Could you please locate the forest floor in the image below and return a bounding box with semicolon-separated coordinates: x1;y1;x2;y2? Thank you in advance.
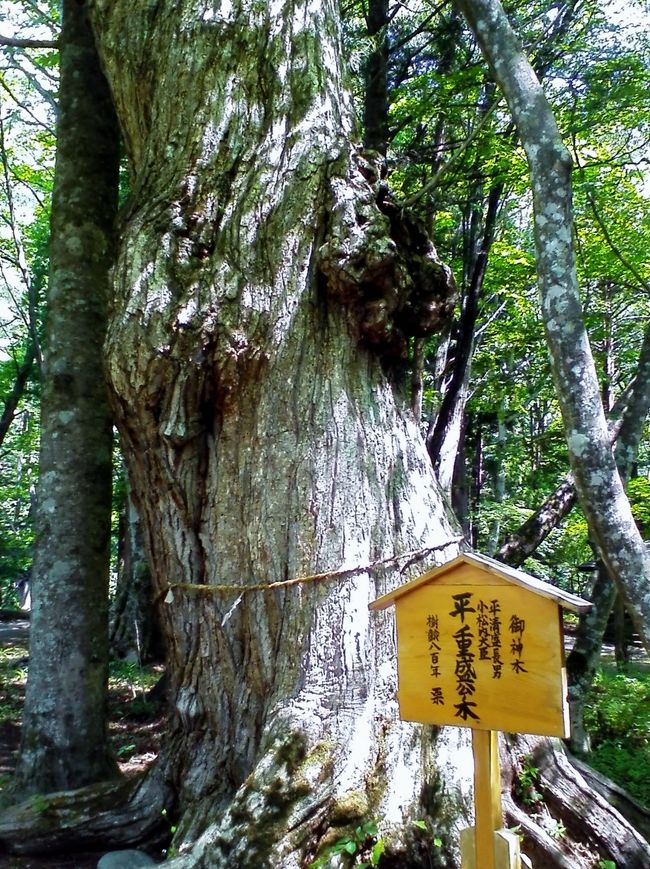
0;618;166;868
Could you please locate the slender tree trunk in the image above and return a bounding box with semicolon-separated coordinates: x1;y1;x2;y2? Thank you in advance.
363;0;390;154
110;483;162;663
503;315;650;749
451;407;471;537
612;593;631;666
426;181;502;498
565;320;650;746
566;562;617;753
495;351;647;567
13;0;120;794
485;412;507;556
88;2;463;864
456;0;650;651
0;341;36;447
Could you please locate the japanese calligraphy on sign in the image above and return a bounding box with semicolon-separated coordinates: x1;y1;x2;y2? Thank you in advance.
369;553;592;738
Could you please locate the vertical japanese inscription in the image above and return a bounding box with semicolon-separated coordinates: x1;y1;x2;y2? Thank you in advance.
417;588;548;728
489;599;503;679
402;581;569;735
450;592;479;721
510;615;527;673
427;614;445;705
427;614;441;677
477;600;490;661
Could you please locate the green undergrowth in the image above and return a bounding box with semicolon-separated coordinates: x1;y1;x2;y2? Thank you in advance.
109;659;160;709
0;649;162;727
584;665;650;808
0;642;164;775
0;644;28;725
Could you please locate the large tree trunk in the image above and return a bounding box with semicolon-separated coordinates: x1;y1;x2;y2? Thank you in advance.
13;0;119;795
88;1;464;865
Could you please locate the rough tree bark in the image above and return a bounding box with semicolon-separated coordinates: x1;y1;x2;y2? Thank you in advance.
12;0;120;794
85;2;468;866
454;0;650;651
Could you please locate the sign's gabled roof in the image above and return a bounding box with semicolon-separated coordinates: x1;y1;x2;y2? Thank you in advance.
369;551;592;614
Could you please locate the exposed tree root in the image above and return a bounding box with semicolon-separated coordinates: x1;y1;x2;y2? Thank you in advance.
502;734;650;869
0;769;173;856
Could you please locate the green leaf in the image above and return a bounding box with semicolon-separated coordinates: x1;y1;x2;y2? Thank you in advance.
371;838;385;865
362;821;378;837
413;819;428;831
330;839;352;855
433;837;443;848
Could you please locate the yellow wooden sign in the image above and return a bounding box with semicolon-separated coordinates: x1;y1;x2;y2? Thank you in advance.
370;552;591;738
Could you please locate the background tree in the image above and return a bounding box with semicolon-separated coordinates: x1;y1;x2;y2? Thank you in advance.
453;0;650;652
110;460;162;664
0;0;57;606
13;0;120;793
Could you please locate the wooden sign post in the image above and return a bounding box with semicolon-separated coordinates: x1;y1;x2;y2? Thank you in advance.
369;552;591;869
472;729;501;869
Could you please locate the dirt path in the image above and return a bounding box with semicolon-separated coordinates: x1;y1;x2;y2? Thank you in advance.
0;621;29;645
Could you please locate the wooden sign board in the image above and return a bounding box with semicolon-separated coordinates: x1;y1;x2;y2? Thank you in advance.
370;552;591;738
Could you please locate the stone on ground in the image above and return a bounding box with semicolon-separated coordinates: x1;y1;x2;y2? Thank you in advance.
97;850;156;868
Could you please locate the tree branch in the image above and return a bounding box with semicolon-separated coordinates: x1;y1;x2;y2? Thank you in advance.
0;115;43;370
0;35;58;50
497;321;650;567
0;341;36;447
